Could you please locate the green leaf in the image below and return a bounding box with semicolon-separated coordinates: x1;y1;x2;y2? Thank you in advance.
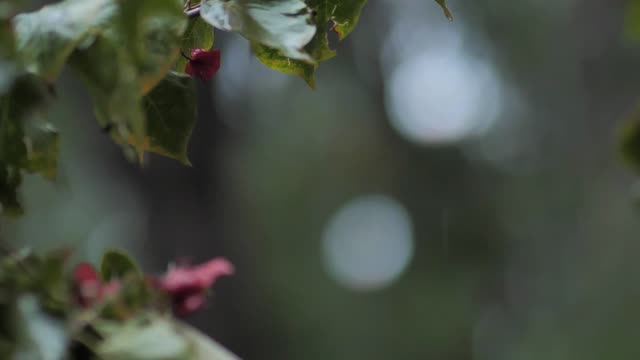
318;0;369;40
177;321;240;360
115;0;187;94
252;42;316;88
96;316;240;360
69;0;188;162
176;17;215;74
0;1;28;20
141;72;196;164
12;0;117;81
0;165;21;215
0;249;70;312
100;249;141;281
254;0;453;86
35;249;71;313
0;20;19;95
621;109;640;173
70;34;147;160
252;0;367;86
0;73;58;215
200;0;316;61
97;315;191;360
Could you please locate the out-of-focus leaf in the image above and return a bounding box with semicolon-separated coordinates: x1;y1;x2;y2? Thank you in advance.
140;72;196;164
12;295;68;360
0;166;21;215
0;73;58;215
177;321;240;360
200;0;316;61
70;0;187;162
0;1;28;20
115;0;187;94
100;249;141;281
69;35;144;159
0;19;19;95
621;110;640;173
12;0;116;81
97;315;191;360
36;249;71;313
0;249;70;312
176;17;215;74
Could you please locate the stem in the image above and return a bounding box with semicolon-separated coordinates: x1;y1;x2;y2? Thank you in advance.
180;50;192;61
185;5;200;18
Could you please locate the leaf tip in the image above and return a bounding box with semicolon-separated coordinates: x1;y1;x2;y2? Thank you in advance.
435;0;454;21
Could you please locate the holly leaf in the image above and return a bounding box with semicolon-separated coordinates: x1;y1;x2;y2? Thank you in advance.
0;73;58;215
200;0;316;61
100;249;141;281
176;17;215;74
12;0;117;81
141;72;197;164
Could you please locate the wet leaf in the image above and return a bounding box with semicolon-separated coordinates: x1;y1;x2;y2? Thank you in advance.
12;0;116;81
200;0;316;61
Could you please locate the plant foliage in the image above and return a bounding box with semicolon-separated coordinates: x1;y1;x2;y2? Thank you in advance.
0;0;451;214
0;247;237;360
0;1;453;357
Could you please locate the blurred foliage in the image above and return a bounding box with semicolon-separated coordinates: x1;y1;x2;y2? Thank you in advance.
2;0;442;214
7;0;640;359
0;73;58;215
0;247;237;359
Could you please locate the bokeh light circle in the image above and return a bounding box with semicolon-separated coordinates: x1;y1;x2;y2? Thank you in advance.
385;51;503;145
322;195;414;291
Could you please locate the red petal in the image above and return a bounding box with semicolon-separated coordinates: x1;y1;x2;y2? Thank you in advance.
99;281;122;299
185;48;221;82
73;262;99;285
177;294;206;315
160;257;234;294
73;263;102;307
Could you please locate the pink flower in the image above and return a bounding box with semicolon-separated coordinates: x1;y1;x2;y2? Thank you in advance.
156;257;234;315
185;48;221;82
72;263;121;308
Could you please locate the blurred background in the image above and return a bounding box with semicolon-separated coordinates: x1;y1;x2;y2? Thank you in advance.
4;0;640;359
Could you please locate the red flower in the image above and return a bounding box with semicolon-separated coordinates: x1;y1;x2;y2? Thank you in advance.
72;263;121;308
185;48;221;82
156;257;234;315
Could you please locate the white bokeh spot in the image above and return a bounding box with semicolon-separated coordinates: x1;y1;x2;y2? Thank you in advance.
322;195;414;291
